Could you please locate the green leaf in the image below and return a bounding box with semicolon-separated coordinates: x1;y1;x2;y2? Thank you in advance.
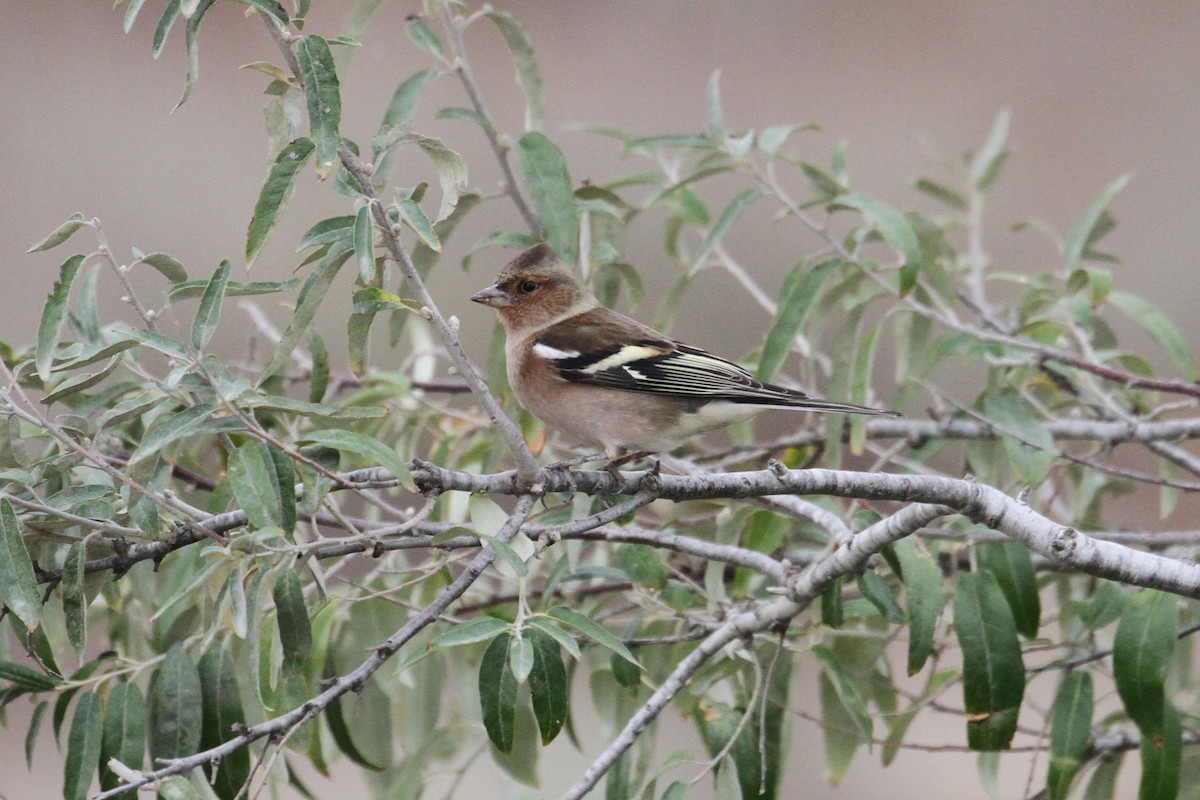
616;543;669;590
526;628;567;745
0;499;42;630
983;389;1057;485
526;617;581;660
0;660;61;692
704;69;725;144
296;35;342;179
977;541;1040;638
969;108;1011;190
151;0;182;57
151;644;203;763
479;633;518;753
394;196;440;251
485;10;544;132
246;137;315;267
230;440;295;534
374;69;436;181
857;569;906;624
353;204;375;282
1079;582;1127;630
300;428;412;490
27;213;88;253
63;691;103;800
404;15;445;60
547;605;638;666
894;540;942;675
515;132;578;264
191;259;231;350
25;701;47;768
1138;699;1181;800
274;567;312;678
298;215;355;249
1046;672;1093;800
62;542;87;660
429;617;511;654
813;645;873;741
689;187;759;275
914;178;968;211
833;194;923;276
36;254;85;382
99;682;145;796
198;648;250;800
1064;173;1131;269
1114;589;1178;739
953;572;1025;750
1107;289;1198;381
174;0;217;110
819;671;859;784
757;258;840;382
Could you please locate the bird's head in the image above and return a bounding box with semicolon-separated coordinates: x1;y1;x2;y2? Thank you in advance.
471;243;597;336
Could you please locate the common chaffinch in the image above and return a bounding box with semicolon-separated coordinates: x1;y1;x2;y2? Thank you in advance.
471;243;898;458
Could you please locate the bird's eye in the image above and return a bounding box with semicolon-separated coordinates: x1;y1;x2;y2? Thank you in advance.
519;279;539;294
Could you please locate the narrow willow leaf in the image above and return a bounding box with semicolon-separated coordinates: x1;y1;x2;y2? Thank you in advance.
374;70;436;182
894;540;942;675
526;628;567;744
99;682;145;796
757;258;839;382
857;569;906;624
25;700;48;767
969;108;1011;190
123;0;149;33
198;648;250;800
978;541;1041;638
62;542;87;660
509;636;534;684
429;618;511;654
547;605;637;666
404;15;445;59
616;543;669;590
983;389;1057;485
246;137;315;267
63;691;103;800
307;327;329;404
191;259;231;350
258;238;352;380
296;35;341;179
353;204;374;282
174;0;216;110
36;254;85;382
274;567;312;678
1064;173;1131;269
480;633;518;753
394;196;440;251
1114;589;1178;739
0;499;42;630
954;572;1025;750
152;0;183;58
813;645;873;742
833;194;923;274
1046;672;1093;800
411;135;468;223
848;319;882;453
151;644;202;763
300;428;412;489
230;439;289;532
27;213;88;253
819;671;859;784
515;131;577;263
914;178;968;211
1107;290;1198;381
41;355;123;405
526;617;581;660
705;69;725;143
1079;582;1127;630
168;277;299;301
1138;699;1181;800
0;660;60;692
689;187;759;275
485;10;544;131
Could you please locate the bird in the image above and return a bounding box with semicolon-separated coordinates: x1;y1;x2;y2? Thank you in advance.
471;243;899;461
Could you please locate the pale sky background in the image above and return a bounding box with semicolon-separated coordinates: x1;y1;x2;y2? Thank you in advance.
3;1;1199;798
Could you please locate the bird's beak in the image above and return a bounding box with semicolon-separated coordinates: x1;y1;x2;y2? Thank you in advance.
471;283;513;308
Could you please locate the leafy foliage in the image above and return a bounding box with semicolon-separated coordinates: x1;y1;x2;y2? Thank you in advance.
4;2;1200;799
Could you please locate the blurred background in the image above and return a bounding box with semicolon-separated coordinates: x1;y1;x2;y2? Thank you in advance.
3;1;1199;797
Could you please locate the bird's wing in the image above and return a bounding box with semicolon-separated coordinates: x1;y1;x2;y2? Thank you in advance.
532;308;841;408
